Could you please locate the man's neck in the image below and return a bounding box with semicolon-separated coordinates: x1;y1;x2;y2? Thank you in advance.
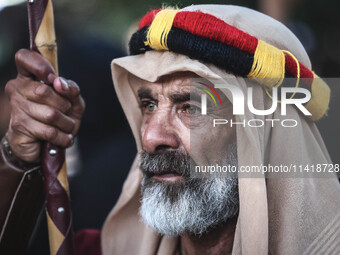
180;217;237;255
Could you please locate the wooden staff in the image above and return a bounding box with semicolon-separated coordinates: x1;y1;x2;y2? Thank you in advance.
26;0;75;254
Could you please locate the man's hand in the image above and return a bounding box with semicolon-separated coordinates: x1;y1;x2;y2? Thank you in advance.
5;49;85;163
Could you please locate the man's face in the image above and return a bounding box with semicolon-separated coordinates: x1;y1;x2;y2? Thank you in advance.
134;72;239;236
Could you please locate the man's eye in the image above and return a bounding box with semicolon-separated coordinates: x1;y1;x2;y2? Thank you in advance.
141;101;158;112
184;104;200;115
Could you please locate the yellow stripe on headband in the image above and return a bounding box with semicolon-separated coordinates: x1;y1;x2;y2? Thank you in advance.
145;8;179;50
305;74;330;121
248;40;285;88
265;50;301;101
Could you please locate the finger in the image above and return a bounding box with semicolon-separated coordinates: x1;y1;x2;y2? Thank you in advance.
53;77;80;101
53;77;85;117
20;101;76;134
15;49;56;83
11;115;74;148
17;81;72;114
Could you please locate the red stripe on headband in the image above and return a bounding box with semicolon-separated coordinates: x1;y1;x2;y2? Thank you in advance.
139;9;162;29
285;54;314;86
173;11;258;54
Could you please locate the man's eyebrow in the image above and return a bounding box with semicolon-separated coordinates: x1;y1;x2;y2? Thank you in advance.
137;88;155;100
170;92;191;103
137;89;203;103
169;92;203;103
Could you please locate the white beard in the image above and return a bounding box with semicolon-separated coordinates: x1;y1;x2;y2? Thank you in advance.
139;146;239;236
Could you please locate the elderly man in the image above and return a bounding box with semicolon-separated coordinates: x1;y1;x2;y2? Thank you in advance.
1;4;340;255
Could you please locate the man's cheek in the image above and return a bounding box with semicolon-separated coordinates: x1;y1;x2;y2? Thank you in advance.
174;119;190;154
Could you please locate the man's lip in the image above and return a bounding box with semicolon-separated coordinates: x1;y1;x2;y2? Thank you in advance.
152;173;185;182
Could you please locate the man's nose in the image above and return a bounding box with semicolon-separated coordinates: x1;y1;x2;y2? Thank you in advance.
142;113;180;153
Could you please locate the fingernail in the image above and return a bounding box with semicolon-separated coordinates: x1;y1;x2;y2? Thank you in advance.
47;73;56;84
60;77;70;91
68;134;74;145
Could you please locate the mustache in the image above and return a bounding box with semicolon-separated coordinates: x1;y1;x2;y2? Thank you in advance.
139;150;192;177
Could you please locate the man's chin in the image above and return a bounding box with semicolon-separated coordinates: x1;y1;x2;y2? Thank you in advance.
140;176;239;237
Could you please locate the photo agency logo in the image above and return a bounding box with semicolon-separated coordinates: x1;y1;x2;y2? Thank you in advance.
194;78;312;128
197;82;223;114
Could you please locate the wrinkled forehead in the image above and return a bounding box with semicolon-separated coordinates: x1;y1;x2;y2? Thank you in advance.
129;71;203;98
